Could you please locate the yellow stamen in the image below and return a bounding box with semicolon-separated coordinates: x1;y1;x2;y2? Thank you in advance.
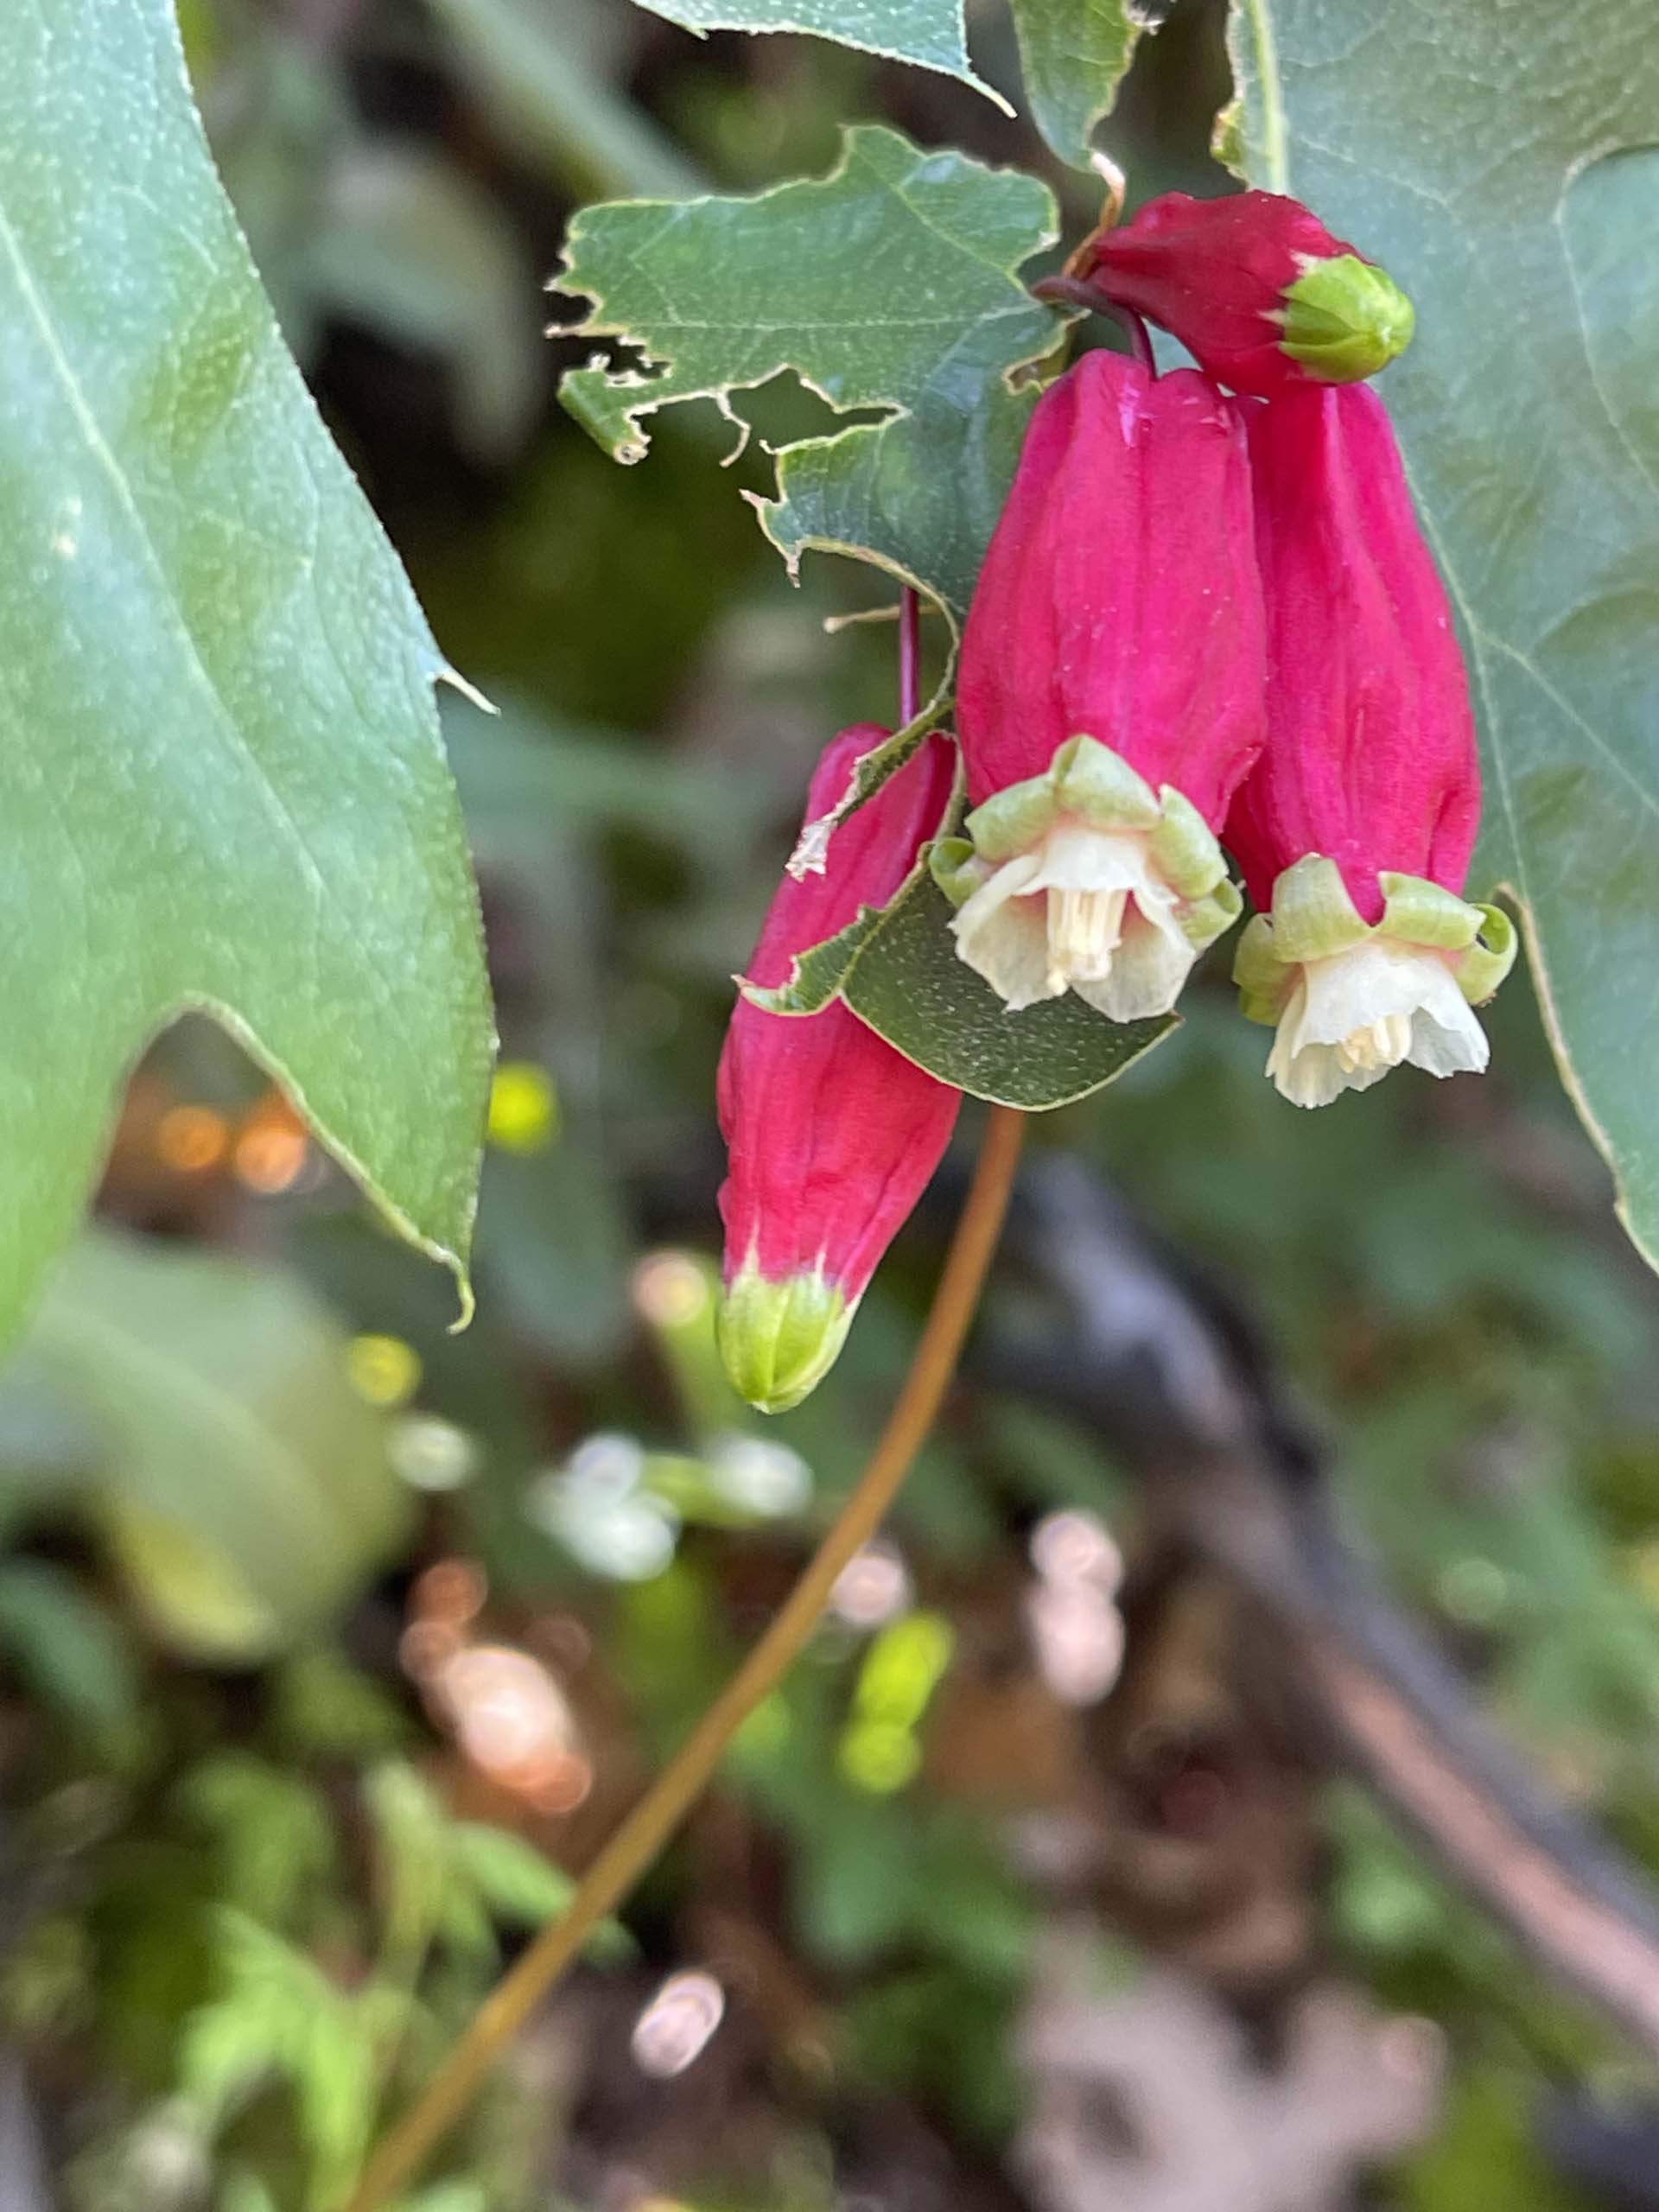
1334;1010;1413;1075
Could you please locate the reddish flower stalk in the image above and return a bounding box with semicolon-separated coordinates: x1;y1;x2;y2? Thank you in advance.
938;349;1266;1022
1076;190;1414;399
718;726;960;1411
1228;382;1515;1106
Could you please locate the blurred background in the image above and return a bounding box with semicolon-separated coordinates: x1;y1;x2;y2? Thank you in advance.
7;2;1659;2206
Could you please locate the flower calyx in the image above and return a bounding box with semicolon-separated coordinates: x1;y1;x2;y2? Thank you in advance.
936;734;1241;1023
1235;855;1517;1108
1279;253;1415;384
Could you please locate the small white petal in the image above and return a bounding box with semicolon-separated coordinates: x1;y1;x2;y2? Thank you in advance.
1071;898;1195;1021
1027;820;1148;894
954;852;1058;1011
1267;939;1491;1107
957;819;1205;1018
1408;995;1489;1078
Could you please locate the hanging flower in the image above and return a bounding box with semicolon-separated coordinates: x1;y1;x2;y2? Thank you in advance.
1076;189;1414;398
718;727;961;1413
938;350;1264;1022
1227;382;1516;1107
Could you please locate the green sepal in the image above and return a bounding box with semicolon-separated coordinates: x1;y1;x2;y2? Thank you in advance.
963;732;1160;862
1052;734;1161;833
718;1265;852;1415
1269;855;1374;963
1236;865;1516;1025
1150;785;1228;899
1232;912;1294;1026
929;836;985;909
1457;902;1518;1005
964;773;1059;864
1280;254;1415;382
1377;870;1483;950
1179;875;1243;949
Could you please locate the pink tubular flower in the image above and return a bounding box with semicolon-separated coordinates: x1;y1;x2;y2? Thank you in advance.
1077;190;1414;399
1228;382;1516;1108
938;350;1264;1022
717;726;961;1413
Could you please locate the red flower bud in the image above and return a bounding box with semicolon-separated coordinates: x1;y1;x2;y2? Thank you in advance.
718;726;960;1411
941;351;1263;1022
1077;190;1414;399
1228;383;1516;1107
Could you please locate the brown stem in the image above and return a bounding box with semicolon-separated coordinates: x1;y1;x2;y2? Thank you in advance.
1031;275;1155;372
343;1105;1027;2212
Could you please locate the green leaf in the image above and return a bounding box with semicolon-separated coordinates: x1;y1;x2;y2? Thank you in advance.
364;1760;454;1963
451;1815;632;1956
745;897;891;1016
0;0;493;1347
219;2175;283;2212
449;1822;578;1926
13;1229;410;1662
1007;0;1145;170
557;124;1067;833
1224;1;1659;1270
177;1753;336;1928
187;1912;380;2203
843;874;1173;1108
625;0;1008;106
551;129;1176;1097
0;1557;137;1733
557;122;1065;604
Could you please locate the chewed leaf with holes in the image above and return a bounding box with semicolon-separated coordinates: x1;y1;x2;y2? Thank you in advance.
556;126;1068;811
627;0;1007;105
1226;0;1659;1270
0;0;494;1346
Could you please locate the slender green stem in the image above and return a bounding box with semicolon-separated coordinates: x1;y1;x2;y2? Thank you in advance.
343;1105;1027;2212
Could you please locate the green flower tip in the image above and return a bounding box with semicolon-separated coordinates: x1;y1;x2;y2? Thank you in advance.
1281;254;1415;382
718;1266;851;1415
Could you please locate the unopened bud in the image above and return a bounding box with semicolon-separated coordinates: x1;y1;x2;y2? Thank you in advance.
1281;253;1414;383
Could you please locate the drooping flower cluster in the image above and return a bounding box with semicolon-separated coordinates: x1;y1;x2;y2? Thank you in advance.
940;187;1511;1108
713;187;1514;1410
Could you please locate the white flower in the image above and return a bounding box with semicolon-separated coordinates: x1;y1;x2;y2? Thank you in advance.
1265;938;1489;1107
941;737;1240;1025
953;822;1198;1022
